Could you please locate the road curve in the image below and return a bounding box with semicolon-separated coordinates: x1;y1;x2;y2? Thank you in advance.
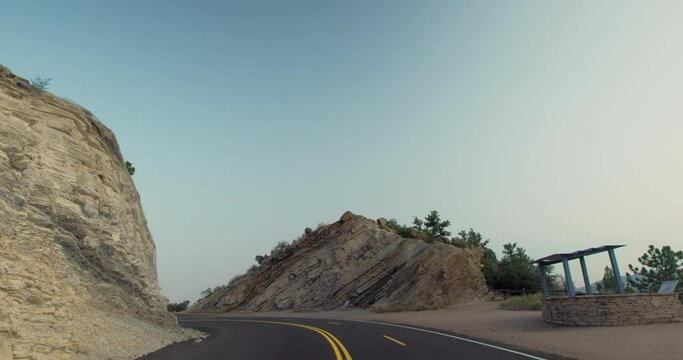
139;314;550;360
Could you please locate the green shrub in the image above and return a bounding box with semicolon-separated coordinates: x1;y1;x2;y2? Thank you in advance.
421;210;451;237
499;293;542;311
167;300;190;312
395;226;416;238
125;161;135;175
388;211;453;240
255;255;267;265
493;243;544;292
387;218;419;239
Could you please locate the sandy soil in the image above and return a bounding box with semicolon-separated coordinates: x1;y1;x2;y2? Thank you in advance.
207;300;683;360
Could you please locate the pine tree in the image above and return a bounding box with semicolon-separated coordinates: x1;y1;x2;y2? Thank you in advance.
627;245;682;293
596;266;616;293
422;210;451;237
451;228;489;248
412;217;423;231
494;243;539;291
200;287;213;298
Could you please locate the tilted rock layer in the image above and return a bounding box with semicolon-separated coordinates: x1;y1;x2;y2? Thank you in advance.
0;64;195;359
192;211;489;313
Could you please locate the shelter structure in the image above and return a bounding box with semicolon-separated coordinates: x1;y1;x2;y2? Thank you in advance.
535;245;683;326
535;245;625;299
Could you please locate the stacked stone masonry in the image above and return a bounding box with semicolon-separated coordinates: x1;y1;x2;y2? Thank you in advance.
542;293;683;326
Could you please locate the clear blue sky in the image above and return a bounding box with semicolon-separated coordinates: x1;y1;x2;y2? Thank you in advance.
3;1;682;302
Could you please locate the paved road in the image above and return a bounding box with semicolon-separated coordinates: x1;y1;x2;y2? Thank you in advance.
139;315;549;360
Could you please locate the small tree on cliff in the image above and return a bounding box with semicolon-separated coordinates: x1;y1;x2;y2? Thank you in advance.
412;217;424;231
200;287;213;298
628;245;683;293
255;255;267;265
125;161;135;175
422;210;451;237
408;211;451;238
451;229;489;248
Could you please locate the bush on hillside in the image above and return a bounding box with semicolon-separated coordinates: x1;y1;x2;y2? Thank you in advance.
125;161;135;175
255;255;267;265
167;300;190;312
228;274;242;286
200;287;213;298
388;212;452;241
387;219;419;239
270;241;289;258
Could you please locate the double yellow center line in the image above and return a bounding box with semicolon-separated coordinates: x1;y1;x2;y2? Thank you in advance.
226;319;352;360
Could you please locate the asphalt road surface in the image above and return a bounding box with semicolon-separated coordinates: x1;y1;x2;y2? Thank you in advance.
139;315;549;360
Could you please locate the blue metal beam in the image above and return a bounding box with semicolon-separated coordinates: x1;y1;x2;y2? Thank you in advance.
562;258;575;297
538;265;550;299
579;256;592;295
608;248;625;294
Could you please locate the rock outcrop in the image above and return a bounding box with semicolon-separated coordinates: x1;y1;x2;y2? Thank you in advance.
0;64;196;359
191;211;489;313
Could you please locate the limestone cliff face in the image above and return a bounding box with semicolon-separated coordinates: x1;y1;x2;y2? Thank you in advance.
191;212;489;313
0;64;193;359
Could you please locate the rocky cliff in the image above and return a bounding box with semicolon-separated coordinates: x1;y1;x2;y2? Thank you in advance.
191;211;489;313
0;64;196;359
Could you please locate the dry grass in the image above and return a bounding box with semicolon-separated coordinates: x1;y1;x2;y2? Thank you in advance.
371;302;444;313
292;307;321;313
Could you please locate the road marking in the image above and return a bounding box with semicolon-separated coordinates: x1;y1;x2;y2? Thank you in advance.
181;318;352;360
382;334;406;346
328;321;342;325
316;327;352;360
335;319;546;360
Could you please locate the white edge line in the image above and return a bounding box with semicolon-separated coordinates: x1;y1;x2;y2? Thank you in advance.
179;317;546;360
331;319;547;360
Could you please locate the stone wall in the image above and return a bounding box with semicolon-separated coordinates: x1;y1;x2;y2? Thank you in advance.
542;293;683;326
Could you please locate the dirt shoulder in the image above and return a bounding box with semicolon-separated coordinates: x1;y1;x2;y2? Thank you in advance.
199;300;683;360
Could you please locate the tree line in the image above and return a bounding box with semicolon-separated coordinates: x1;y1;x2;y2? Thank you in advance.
389;210;683;298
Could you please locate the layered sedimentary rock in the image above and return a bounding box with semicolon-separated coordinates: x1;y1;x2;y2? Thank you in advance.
192;211;489;313
0;64;195;359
